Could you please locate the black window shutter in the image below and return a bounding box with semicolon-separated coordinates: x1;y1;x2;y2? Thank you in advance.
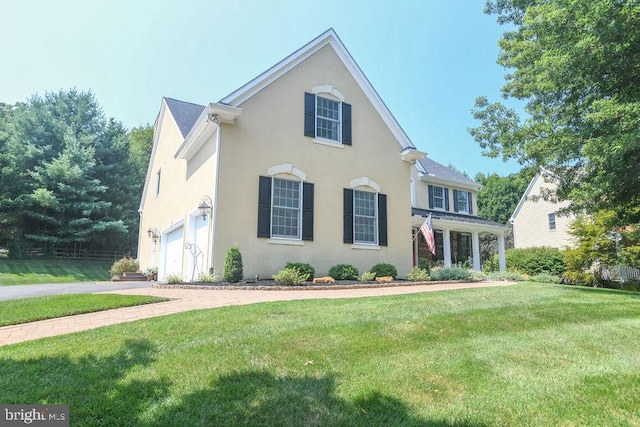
302;182;314;241
304;93;316;137
453;189;459;212
444;188;450;211
257;176;272;238
468;192;473;214
342;102;352;145
343;189;354;244
378;193;388;246
428;185;434;209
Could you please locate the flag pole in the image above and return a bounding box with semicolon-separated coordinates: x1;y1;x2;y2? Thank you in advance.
413;216;428;242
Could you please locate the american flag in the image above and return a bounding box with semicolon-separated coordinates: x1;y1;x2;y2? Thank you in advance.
420;214;436;255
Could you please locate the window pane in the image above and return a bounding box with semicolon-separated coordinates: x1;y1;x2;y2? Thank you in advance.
457;191;468;213
354;190;377;244
316;96;340;141
272;178;301;238
433;186;444;209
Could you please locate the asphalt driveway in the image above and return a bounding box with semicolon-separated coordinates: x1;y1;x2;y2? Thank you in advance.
0;281;153;301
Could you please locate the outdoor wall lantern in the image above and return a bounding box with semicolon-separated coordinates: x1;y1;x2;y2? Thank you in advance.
198;196;213;220
147;228;160;244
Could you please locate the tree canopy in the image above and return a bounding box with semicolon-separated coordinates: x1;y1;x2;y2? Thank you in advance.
475;170;532;224
470;0;640;225
0;90;153;257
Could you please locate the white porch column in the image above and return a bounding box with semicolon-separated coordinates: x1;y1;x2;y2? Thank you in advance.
497;233;507;272
413;228;419;266
443;229;452;267
472;232;481;271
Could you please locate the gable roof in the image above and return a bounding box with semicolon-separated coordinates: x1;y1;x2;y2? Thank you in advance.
417;157;479;188
163;97;205;138
158;29;418;152
509;167;566;223
220;28;416;151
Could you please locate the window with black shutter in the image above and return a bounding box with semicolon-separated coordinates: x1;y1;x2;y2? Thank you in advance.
257;176;313;241
304;92;352;145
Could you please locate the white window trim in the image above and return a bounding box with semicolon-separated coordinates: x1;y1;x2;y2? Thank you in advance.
155;169;161;198
268;239;304;246
312;138;345;148
270;177;302;240
351;244;381;251
312;85;345;101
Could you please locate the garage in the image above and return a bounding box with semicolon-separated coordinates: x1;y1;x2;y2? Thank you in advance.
163;226;184;279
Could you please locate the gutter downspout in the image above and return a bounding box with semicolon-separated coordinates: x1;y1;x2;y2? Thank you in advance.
209;114;222;274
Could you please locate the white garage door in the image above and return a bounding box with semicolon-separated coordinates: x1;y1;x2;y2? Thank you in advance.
164;226;184;279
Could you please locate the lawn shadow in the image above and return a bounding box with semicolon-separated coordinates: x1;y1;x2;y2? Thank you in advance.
0;339;170;425
149;370;486;426
555;283;640;299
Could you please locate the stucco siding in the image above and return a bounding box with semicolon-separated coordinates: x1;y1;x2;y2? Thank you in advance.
138;104;217;279
213;44;413;278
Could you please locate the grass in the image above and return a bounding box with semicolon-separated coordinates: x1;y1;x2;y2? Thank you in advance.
0;294;169;327
1;283;639;426
0;259;112;285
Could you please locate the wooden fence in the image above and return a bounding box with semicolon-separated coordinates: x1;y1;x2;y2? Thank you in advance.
25;247;136;262
596;265;640;283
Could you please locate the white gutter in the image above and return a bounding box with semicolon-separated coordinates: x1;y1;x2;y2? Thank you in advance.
209;115;222;275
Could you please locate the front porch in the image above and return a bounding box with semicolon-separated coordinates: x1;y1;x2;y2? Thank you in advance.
412;208;507;271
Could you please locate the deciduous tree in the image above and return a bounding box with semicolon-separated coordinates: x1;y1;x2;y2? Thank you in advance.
470;0;640;225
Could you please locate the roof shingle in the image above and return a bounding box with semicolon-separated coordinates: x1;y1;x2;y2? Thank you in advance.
418;157;477;185
163;97;205;138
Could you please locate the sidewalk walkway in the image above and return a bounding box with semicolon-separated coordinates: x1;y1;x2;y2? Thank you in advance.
0;281;516;347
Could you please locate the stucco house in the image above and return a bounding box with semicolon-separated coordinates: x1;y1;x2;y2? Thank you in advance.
138;29;506;281
509;169;575;249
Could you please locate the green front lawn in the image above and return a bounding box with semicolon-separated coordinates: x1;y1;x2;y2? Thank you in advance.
0;294;169;327
1;283;639;425
0;259;112;285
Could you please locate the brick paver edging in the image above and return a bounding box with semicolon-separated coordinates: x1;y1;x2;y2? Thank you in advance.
152;280;489;291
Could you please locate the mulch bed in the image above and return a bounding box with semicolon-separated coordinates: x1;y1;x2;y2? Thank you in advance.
152;279;470;291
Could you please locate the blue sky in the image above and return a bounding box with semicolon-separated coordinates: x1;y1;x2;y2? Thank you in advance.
1;0;521;177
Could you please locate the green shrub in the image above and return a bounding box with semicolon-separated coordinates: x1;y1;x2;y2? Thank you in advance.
272;267;307;286
562;271;597;287
222;245;243;283
109;257;139;277
471;270;488;281
418;258;431;273
360;271;377;281
370;263;398;279
166;274;182;284
406;267;430;281
487;271;525;281
483;255;500;273
285;262;315;281
430;267;472;281
328;264;359;280
198;273;217;283
529;273;561;284
506;247;566;276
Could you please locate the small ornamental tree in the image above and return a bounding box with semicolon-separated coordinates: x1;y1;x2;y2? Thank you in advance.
222;245;243;283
